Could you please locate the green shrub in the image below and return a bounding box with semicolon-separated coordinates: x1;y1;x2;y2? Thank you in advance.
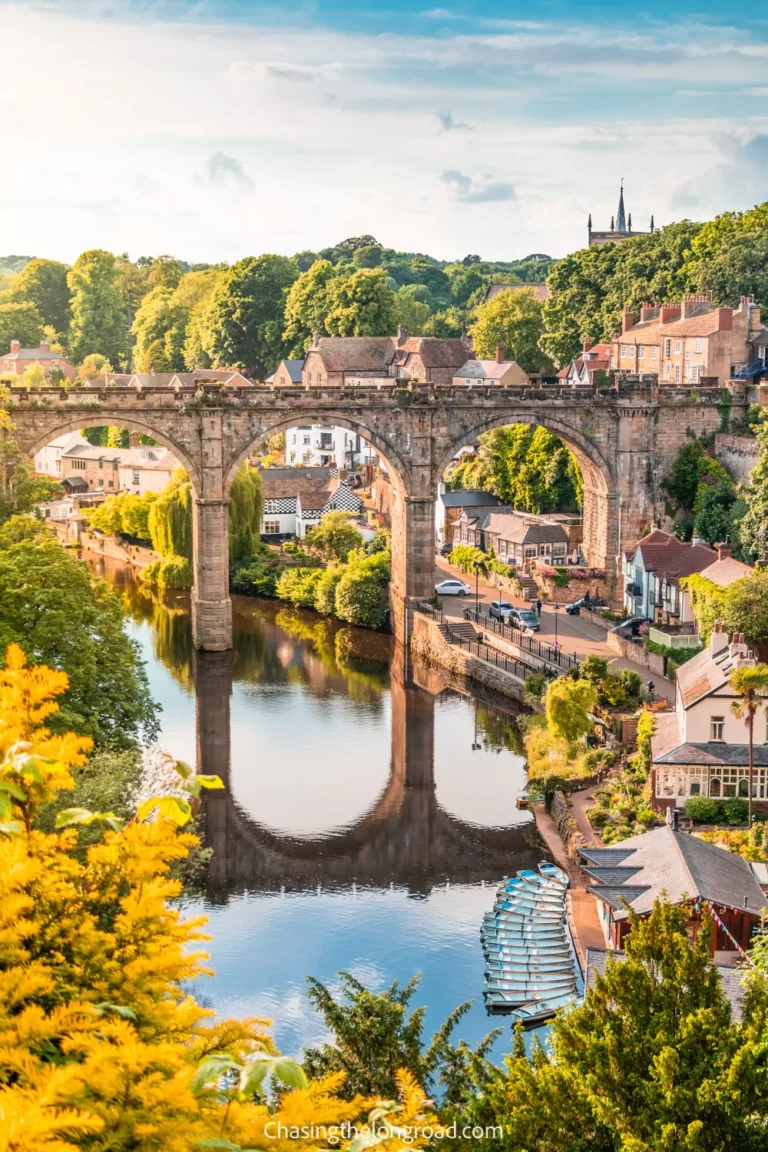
314;566;344;615
587;806;608;828
140;554;192;590
524;671;547;699
580;654;609;683
231;557;281;597
685;796;722;824
552;567;571;588
275;566;324;608
636;808;657;826
722;797;749;825
334;554;390;629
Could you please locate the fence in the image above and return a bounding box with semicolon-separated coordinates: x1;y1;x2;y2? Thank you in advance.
446;631;557;682
462;606;580;671
414;601;444;624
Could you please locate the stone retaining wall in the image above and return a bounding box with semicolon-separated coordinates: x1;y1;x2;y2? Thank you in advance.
715;432;760;484
548;790;581;857
410;613;534;706
606;630;666;676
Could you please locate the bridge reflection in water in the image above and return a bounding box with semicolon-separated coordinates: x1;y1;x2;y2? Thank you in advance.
192;613;538;899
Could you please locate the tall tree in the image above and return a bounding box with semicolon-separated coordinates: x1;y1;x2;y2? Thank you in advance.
324;267;396;337
730;662;768;826
282;258;336;355
687;201;768;306
738;418;768;561
392;284;432;335
0;300;43;353
204;254;298;377
67;249;130;368
470;288;550;372
131;285;188;373
9;258;71;335
449;424;582;513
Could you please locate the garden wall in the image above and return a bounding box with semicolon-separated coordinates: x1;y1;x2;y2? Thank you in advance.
606;630;666;676
410;613;536;707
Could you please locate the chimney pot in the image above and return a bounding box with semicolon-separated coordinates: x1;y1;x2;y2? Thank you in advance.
660;304;681;325
397;324;408;346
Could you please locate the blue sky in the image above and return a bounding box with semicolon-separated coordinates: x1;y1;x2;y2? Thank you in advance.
2;0;768;263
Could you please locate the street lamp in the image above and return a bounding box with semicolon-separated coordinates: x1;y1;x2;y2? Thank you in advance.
553;601;561;648
473;559;482;614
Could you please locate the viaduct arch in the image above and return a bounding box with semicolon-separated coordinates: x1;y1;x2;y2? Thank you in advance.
5;378;738;650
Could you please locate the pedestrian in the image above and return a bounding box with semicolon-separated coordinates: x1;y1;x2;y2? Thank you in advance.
536;598;542;619
646;679;656;702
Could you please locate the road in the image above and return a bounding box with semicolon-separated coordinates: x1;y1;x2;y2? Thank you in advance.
434;555;675;701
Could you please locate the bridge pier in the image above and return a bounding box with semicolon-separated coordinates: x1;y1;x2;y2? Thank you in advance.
191;497;232;651
390;492;436;643
194;649;233;892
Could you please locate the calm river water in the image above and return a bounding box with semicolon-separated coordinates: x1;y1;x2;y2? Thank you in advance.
92;557;542;1057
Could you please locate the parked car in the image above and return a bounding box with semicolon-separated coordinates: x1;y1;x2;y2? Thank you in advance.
489;600;514;621
437;542;453;557
435;579;471;596
565;595;607;616
510;608;541;632
608;616;652;637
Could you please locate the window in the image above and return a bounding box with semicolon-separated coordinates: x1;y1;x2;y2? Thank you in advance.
524;545;537;558
71;459;86;471
264;520;280;534
710;716;725;741
739;778;749;797
628;345;635;359
690;781;701;796
664;361;672;379
465;378;472;386
303;435;311;445
664;338;671;358
639;346;646;360
695;338;702;353
292;434;296;444
685;349;691;363
710;778;721;797
674;364;681;383
620;346;627;359
280;375;286;386
674;340;681;353
307;372;312;383
108;480;113;488
98;458;103;469
650;346;657;360
132;471;140;486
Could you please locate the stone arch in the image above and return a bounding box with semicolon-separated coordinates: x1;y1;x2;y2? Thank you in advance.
21;414;202;493
223;412;412;497
435;410;618;574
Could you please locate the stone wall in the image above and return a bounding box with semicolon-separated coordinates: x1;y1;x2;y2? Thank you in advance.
410;613;534;705
548;789;580;856
606;629;666;676
714;433;760;484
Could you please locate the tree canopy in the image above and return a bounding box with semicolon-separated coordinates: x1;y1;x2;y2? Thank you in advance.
448;424;583;513
470;287;550;372
204;254;299;376
67;249;130;367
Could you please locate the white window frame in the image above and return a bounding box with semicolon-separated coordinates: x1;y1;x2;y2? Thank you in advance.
674;340;681;354
639;346;646;360
695;338;702;353
650;346;658;360
710;716;725;742
263;520;281;534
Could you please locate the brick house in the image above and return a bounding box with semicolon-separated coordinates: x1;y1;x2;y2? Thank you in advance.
453;345;529;387
117;447;179;496
0;339;76;380
612;297;763;385
452;508;571;567
557;340;613;386
650;626;768;810
59;444;124;493
301;327;473;387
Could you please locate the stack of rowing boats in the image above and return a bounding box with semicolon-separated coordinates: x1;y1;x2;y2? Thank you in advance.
482;862;577;1027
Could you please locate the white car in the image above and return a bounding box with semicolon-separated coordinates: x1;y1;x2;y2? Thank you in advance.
435;579;471;596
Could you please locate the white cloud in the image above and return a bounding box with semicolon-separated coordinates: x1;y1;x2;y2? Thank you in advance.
0;3;766;263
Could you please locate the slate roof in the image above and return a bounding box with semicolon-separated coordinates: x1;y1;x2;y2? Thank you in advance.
274;359;304;383
119;447;178;472
580;866;644;885
310;337;393;373
297;490;331;513
697;556;753;588
395;338;470;369
581;825;766;919
654;743;768;768
674;639;751;709
259;467;335;500
62;475;88;492
440;490;502;509
454;359;521;380
585;949;746;1022
482;511;569;545
628;529;716;582
1;345;72;362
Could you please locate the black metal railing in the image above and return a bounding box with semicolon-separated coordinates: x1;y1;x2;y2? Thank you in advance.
445;627;558;682
414;601;444;624
462;606;579;671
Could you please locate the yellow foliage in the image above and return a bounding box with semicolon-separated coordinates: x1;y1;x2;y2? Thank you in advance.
0;644;438;1150
525;724;589;785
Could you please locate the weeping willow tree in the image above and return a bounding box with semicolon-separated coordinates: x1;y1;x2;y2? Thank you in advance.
142;463;263;590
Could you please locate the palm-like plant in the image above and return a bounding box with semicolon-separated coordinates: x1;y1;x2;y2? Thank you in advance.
729;662;768;826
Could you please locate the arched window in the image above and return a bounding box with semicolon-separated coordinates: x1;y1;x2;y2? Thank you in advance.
710;778;721;797
739;778;749;798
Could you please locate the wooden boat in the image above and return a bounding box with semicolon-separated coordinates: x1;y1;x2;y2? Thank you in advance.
538;862;568;886
516;794;529;810
484;978;576;996
486;991;575;1019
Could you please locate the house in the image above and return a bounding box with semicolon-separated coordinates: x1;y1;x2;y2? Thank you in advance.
612;296;763;385
286;425;374;468
267;359;304;387
622;530;716;620
678;544;754;631
0;339;76;381
57;443;125;493
452;508;571;567
294;483;363;539
301;328;473;387
128;370;253;389
557;341;613;386
259;466;336;537
452;347;529;388
483;283;549;304
580;824;765;959
117;446;179;495
34;431;90;477
587;183;654;248
650;625;768;809
434;486;502;547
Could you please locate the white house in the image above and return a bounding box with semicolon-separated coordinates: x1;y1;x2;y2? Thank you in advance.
622;529;716;620
650;625;768;810
117;447;179;495
286;425;374;468
34;431;90;477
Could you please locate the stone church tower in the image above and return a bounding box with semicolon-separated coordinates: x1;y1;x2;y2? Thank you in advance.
588;181;654;248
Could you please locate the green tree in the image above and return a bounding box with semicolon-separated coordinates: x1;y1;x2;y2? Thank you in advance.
334;549;390;629
228;462;264;566
77;352;113;382
304;511;363;563
449;424;582;513
693;480;737;546
275;566;323;608
9;258;71;335
281;259;336;355
314;565;344;614
422;306;465;338
67;249;130;367
393;285;432;335
738;418;768;560
0;300;44;353
722;568;768;652
303;972;471;1100
148;468;193;560
730;662;768;826
466;901;766;1152
19;362;46;389
204;254;298;377
470;287;549;372
131;285;188;372
687;201;768;306
352;244;383;268
325;268;396;337
544;675;597;741
0;524;157;746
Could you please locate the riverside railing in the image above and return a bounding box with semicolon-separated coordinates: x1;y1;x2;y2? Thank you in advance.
462;606;579;672
445;630;558;682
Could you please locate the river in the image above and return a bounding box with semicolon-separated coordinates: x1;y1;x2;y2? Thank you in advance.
91;556;542;1058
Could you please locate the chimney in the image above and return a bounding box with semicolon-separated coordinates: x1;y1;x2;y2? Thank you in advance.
396;324;408;347
129;430;139;448
716;307;733;332
39;340;50;352
716;541;732;561
495;343;505;363
582;339;592;353
660;304;681;325
729;631;748;661
311;331;321;350
640;303;659;323
691;534;706;547
681;295;711;320
621;308;634;334
710;619;729;656
9;339;20;353
672;808;679;831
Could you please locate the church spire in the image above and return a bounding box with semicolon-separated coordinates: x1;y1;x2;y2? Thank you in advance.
616;178;627;233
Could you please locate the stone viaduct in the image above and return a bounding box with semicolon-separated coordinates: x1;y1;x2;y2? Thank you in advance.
5;378;741;650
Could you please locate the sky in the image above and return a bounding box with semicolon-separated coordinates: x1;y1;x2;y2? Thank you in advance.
2;1;768;264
